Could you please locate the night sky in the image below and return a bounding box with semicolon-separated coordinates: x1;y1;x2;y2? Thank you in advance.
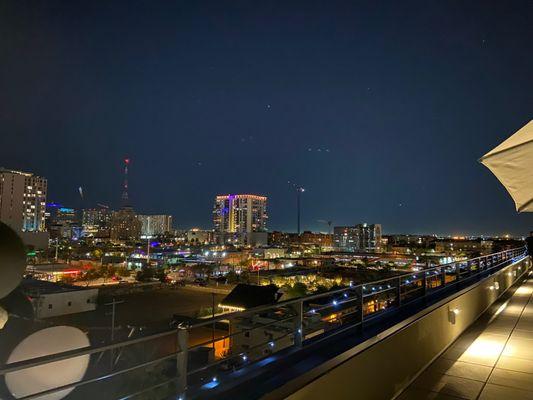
1;1;532;235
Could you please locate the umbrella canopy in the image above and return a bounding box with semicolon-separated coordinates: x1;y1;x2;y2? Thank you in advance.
480;120;533;212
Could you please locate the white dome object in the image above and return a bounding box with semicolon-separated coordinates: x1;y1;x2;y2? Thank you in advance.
0;223;26;299
5;326;90;400
0;305;7;329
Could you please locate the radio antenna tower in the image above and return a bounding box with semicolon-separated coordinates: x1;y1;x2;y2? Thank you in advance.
121;158;130;207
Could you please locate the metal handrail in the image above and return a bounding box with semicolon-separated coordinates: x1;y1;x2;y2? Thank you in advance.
1;246;525;375
16;350;183;400
189;247;524;328
0;329;179;375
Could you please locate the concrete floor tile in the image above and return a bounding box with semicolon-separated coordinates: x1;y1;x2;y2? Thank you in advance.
397;387;467;400
402;274;533;400
412;370;484;399
510;329;533;340
488;368;533;392
428;358;492;382
503;337;533;360
497;355;533;374
516;319;533;332
478;383;533;400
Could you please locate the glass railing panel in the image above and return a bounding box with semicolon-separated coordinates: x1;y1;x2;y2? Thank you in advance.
302;287;361;338
362;280;397;317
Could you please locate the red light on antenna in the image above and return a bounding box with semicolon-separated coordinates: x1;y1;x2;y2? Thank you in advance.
124;158;130;164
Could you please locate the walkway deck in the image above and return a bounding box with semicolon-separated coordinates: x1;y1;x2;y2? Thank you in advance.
399;272;533;400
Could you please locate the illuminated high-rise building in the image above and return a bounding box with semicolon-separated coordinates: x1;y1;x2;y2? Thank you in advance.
213;194;267;234
138;214;173;236
333;223;382;252
110;209;141;241
82;206;112;237
213;194;268;245
0;168;47;233
48;207;79;239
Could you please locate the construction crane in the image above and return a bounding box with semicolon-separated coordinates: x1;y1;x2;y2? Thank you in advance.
317;219;333;234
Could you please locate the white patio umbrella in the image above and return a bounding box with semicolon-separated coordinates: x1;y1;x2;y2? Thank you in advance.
480;120;533;212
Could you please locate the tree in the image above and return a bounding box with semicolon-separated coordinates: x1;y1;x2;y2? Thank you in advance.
117;267;131;278
99;264;117;283
383;262;394;272
285;282;308;299
136;266;167;282
226;271;239;284
190;264;211;279
239;271;250;284
80;268;100;287
314;285;328;294
136;266;154;282
155;269;167;283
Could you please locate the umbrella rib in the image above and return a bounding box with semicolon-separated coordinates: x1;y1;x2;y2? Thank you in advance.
518;198;533;213
479;137;533;161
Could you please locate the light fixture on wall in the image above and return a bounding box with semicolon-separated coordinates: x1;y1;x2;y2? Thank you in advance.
448;307;460;325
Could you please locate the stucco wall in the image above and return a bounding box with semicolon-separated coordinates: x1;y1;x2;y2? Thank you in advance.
33;288;98;318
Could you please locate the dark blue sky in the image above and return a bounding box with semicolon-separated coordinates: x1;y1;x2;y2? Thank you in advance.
1;1;532;235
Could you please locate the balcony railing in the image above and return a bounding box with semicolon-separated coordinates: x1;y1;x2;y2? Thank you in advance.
0;246;528;400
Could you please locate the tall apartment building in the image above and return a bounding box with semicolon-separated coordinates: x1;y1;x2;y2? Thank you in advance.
333;223;382;252
0;168;47;233
48;207;79;239
82;207;112;238
138;214;173;236
213;194;268;245
110;207;141;241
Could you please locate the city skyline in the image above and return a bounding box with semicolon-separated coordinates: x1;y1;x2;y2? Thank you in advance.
1;1;532;235
1;164;531;237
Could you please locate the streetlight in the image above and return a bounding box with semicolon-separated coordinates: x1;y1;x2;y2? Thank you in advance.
288;182;305;235
296;186;305;235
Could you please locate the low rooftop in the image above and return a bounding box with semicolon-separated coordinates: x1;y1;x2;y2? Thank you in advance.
19;278;93;295
220;283;280;310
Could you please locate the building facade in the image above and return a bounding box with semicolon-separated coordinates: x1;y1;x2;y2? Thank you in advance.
82;207;112;238
434;239;493;256
333;223;382;252
138;214;173;236
21;278;98;319
48;207;80;239
110;207;141;241
186;228;214;245
0;168;47;233
213;194;268;245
